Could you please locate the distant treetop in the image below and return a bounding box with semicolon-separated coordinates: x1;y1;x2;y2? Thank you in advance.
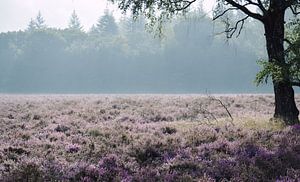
91;9;119;35
27;11;47;31
68;10;83;31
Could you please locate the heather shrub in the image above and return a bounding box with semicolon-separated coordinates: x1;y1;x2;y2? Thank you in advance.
65;162;99;181
169;160;202;177
277;169;300;181
161;126;177;135
130;142;163;165
197;138;236;161
88;129;102;137
198;174;215;182
233;130;300;181
132;168;162;182
184;126;218;146
41;160;66;181
98;154;127;181
209;158;237;181
3;147;30;161
65;144;81;153
2;159;43;182
1;95;300;181
234;143;277;181
55;124;70;132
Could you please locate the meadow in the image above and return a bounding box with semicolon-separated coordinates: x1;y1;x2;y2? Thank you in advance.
0;94;300;181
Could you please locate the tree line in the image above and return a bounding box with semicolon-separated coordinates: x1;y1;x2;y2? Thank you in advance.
0;10;267;93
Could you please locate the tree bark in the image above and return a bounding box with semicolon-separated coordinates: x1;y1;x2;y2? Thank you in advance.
264;6;299;124
273;82;299;124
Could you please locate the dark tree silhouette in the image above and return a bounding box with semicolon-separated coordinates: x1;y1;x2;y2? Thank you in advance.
110;0;300;124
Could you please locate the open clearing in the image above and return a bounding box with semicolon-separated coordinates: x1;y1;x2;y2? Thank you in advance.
0;94;300;181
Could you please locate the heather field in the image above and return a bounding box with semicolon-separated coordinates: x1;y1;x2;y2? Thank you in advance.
1;94;300;181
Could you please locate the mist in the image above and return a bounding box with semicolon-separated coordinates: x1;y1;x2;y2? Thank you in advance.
0;5;271;94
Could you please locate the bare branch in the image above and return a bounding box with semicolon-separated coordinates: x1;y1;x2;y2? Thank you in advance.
213;7;238;20
256;0;267;13
208;95;234;125
244;0;261;8
223;16;250;38
168;0;197;11
224;0;264;21
236;16;247;37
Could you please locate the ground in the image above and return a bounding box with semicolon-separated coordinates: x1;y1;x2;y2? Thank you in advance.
0;94;300;181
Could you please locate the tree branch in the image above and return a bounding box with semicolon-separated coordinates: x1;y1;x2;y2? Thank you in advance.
213;7;238;20
169;0;197;11
289;6;300;15
208;95;234;125
285;0;300;9
284;38;293;46
222;16;249;38
291;81;300;87
224;0;264;21
256;0;267;13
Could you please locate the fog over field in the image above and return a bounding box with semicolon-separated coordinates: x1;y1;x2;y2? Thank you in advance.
0;0;272;94
1;0;300;181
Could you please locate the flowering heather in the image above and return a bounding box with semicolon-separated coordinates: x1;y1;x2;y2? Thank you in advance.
0;94;300;181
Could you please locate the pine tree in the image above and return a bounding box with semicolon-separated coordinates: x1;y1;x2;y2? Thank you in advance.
35;11;46;30
95;9;118;35
27;18;37;31
68;10;83;31
26;11;47;31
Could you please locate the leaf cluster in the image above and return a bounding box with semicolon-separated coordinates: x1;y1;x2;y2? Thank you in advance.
256;18;300;87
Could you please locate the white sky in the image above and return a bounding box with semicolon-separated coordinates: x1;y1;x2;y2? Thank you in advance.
0;0;215;32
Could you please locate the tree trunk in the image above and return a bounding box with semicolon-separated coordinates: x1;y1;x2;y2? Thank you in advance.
264;7;299;124
273;82;299;124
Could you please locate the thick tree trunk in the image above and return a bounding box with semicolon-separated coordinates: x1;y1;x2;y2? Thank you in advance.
264;7;299;124
273;83;299;124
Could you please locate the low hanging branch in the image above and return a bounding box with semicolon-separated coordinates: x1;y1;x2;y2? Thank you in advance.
171;0;197;11
222;15;250;38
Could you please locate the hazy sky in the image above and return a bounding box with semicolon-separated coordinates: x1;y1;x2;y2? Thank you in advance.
0;0;215;32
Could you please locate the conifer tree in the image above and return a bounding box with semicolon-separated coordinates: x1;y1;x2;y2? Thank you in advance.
68;10;83;31
94;9;118;35
35;11;46;30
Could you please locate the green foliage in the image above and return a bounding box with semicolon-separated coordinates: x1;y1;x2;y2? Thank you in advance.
286;18;300;84
109;0;193;36
256;18;300;87
255;60;286;86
